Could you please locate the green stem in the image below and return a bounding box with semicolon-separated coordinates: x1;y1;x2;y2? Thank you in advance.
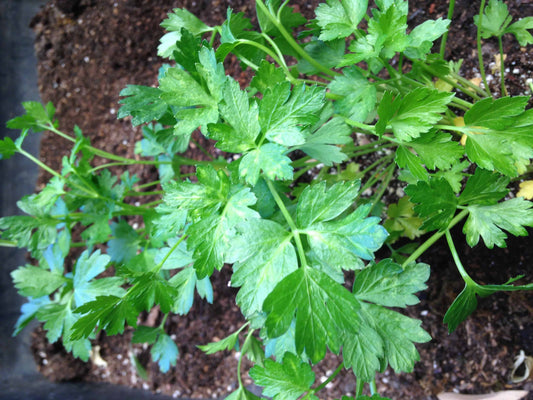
450;71;490;98
498;35;508;96
135;181;160;190
255;0;338;78
266;179;307;267
154;235;186;272
18;148;62;179
312;362;344;394
369;379;378;396
369;163;396;215
0;239;17;248
343;118;376;135
439;0;455;58
445;230;474;284
125;190;164;197
238;38;295;83
237;330;255;388
159;313;169;329
476;0;491;96
401;209;469;268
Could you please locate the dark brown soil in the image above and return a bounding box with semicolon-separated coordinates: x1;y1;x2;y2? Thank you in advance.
27;0;533;399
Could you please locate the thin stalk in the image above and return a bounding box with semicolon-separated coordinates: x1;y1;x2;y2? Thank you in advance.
498;36;508;96
140;199;163;208
87;160;171;174
450;71;490;97
369;379;378;396
445;230;475;284
125;190;164;197
439;0;456;58
312;362;344;394
237;330;255;388
347;142;397;159
476;0;491;95
255;0;338;78
134;181;160;190
401;209;469;268
343;118;376;135
0;239;17;248
237;38;295;82
293;162;321;180
159;313;169;329
369;163;396;215
266;179;307;267
18;148;62;180
154;235;186;272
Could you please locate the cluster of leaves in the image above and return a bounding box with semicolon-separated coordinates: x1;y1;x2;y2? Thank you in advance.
2;0;533;398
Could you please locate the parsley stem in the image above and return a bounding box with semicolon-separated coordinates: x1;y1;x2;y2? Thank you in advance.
134;181;160;190
343;118;376;134
255;0;338;78
265;179;307;267
17;148;62;179
369;163;396;215
125;190;163;197
237;329;255;388
476;0;491;96
445;230;474;284
0;239;17;248
439;0;455;58
369;379;377;395
498;35;508;97
154;235;187;272
401;209;469;268
312;362;344;394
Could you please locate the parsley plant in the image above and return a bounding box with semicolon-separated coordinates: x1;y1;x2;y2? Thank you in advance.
2;1;533;398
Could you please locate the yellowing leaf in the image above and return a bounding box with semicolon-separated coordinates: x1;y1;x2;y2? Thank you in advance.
517;180;533;200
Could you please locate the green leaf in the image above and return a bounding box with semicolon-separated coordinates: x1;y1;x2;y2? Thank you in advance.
296;181;360;227
132;326;160;344
383;197;424;240
315;0;368;41
263;266;360;363
249;352;315;400
225;386;262;400
296;117;352;166
208;78;260;152
71;295;138;339
299;38;345;75
151;333;179;373
129;273;178;314
187;186;259;278
473;0;512;39
259;83;325;147
155;237;194;270
168;266;198;314
458;168;509;206
198;327;244;355
118;85;168;126
239;143;293;185
0;136;17;160
357;302;430;375
462;97;533;177
404;18;450;60
11;265;66;298
14;296;51;336
228;219;298;317
405;178;458;231
108;220;141;263
328;66;377;123
377;88;453;141
464;96;528;130
158;8;212;58
463;197;533;248
301;204;389;273
72;250;124;307
395;146;428;181
505;17;533;46
354;260;430;308
345;1;408;71
407;130;463;171
6;101;56;132
250;60;286;94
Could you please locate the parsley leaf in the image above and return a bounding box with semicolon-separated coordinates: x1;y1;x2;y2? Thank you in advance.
463;198;533;248
11;265;66;298
228;219;297;317
404;18;450;60
263;266;360;363
151;333;179;373
376;88;454;141
249;352;315;400
6;101;56;132
239;143;293;185
315;0;368;41
0;136;17;160
405;178;458;231
118;85;168;126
